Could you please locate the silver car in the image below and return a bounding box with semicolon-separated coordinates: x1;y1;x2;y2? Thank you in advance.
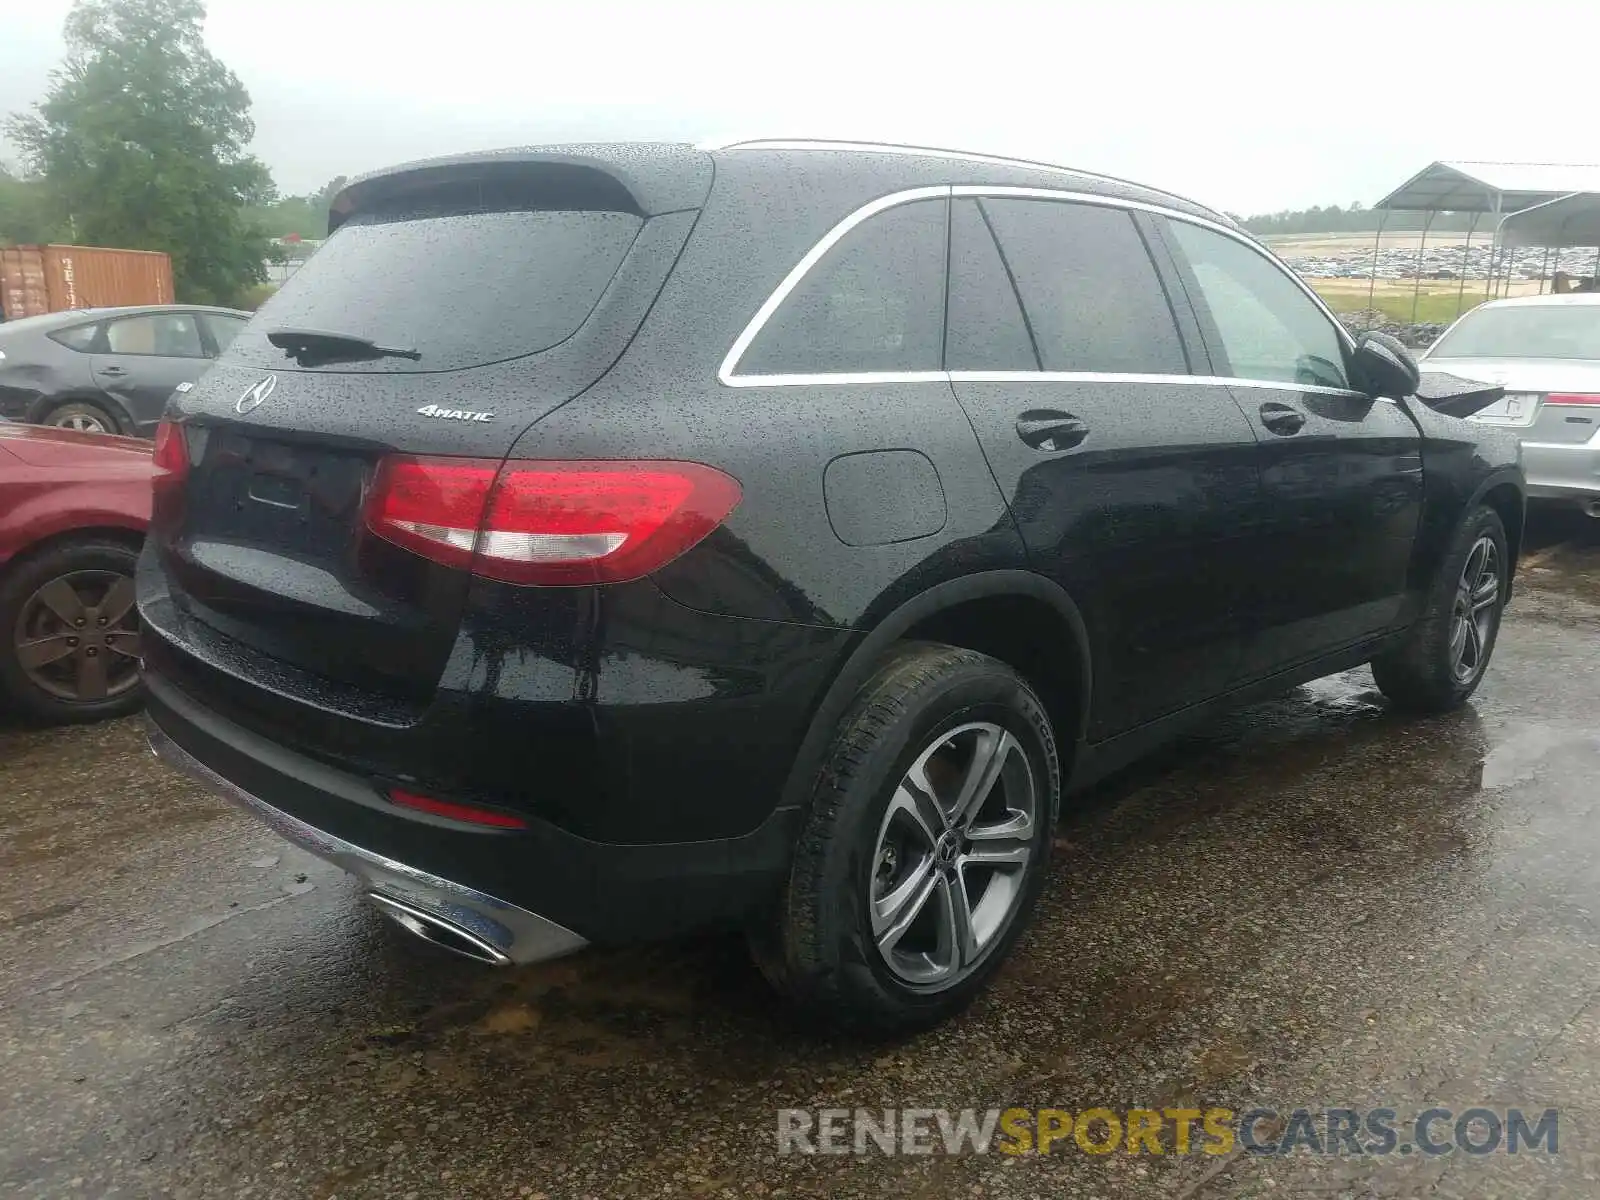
1422;293;1600;513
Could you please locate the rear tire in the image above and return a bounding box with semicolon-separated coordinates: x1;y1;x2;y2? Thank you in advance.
1372;505;1507;713
43;400;124;436
0;538;143;724
753;643;1059;1032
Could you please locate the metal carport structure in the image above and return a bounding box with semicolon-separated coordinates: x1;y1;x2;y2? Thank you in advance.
1370;161;1600;318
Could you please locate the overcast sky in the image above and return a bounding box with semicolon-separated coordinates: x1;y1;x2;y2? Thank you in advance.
3;0;1595;215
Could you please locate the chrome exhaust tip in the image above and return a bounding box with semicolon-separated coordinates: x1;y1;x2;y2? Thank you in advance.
1583;500;1600;519
368;892;512;966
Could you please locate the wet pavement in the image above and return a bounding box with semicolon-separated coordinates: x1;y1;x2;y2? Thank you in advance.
4;514;1600;1199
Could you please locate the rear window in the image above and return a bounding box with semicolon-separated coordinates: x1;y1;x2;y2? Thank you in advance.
1430;305;1600;361
48;323;99;352
226;207;642;372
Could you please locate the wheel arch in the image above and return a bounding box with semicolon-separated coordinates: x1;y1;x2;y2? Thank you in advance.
30;391;136;435
1;524;145;575
777;570;1093;814
1471;471;1525;587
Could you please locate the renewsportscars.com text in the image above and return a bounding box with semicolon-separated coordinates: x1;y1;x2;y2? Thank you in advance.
776;1106;1560;1157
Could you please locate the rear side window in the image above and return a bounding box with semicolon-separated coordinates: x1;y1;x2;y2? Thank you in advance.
1164;218;1350;389
203;313;248;355
945;198;1039;371
738;199;947;376
227;207;642;373
980;199;1187;375
106;312;206;358
48;323;99;352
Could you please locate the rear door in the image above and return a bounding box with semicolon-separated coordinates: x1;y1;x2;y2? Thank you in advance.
946;193;1265;739
92;310;211;433
1154;217;1423;674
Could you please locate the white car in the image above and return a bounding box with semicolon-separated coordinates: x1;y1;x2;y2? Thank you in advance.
1422;293;1600;513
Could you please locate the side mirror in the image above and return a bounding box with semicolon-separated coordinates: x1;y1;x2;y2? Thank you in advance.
1352;331;1420;399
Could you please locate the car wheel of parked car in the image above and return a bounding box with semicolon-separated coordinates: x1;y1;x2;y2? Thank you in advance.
0;538;142;723
44;401;123;436
1372;505;1508;712
754;643;1059;1031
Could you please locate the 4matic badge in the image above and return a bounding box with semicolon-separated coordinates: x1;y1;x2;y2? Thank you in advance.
417;404;494;423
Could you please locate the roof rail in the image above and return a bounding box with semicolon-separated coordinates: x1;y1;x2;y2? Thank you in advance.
703;138;1217;219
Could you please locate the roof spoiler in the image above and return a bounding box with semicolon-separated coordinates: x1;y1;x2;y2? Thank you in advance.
328;143;713;234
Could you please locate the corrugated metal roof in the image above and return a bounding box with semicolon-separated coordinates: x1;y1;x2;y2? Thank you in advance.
1500;191;1600;248
1376;161;1600;212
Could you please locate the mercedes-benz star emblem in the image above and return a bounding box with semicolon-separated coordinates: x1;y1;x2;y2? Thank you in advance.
236;374;278;415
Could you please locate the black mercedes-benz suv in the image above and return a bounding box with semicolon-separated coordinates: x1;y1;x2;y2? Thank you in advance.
140;140;1523;1029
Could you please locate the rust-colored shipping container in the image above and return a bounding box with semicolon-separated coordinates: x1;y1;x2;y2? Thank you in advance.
0;244;174;320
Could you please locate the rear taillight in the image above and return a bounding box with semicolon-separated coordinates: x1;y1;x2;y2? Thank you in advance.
1544;393;1600;406
365;457;742;586
151;420;188;494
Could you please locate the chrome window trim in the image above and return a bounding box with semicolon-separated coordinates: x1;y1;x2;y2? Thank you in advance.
948;370;1366;398
717;184;952;387
721;183;1360;388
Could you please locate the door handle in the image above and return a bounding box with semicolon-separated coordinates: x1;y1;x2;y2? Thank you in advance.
1015;410;1089;452
99;365;128;377
1259;401;1305;435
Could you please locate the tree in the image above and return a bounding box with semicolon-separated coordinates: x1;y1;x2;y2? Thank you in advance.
6;0;274;304
313;175;348;214
0;164;63;245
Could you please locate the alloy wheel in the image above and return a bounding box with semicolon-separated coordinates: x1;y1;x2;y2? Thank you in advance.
52;412;111;434
868;721;1038;989
13;570;141;703
1448;534;1500;683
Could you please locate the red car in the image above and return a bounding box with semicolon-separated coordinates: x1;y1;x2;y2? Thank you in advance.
0;418;155;721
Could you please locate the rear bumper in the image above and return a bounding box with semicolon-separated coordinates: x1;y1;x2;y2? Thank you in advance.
147;718;587;965
1522;439;1600;501
142;668;805;950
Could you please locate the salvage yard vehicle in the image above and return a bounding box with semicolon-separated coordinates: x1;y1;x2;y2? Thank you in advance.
138;141;1524;1030
0;304;250;437
1421;293;1600;515
0;418;152;721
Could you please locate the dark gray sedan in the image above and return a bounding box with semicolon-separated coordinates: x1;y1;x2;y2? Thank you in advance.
0;304;249;437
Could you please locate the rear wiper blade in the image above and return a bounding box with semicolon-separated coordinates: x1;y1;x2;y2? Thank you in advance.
266;327;421;365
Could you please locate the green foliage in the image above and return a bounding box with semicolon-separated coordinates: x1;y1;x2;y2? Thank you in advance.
247;176;349;242
5;0;274;305
1242;202;1480;236
233;281;278;310
0;164;66;244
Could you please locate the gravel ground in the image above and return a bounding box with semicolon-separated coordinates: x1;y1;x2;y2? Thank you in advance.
3;513;1600;1199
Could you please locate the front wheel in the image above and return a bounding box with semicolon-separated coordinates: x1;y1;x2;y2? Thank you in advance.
753;643;1059;1032
1372;505;1508;712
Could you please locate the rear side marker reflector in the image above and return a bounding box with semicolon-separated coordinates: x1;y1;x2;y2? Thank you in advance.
1545;393;1600;406
365;457;741;585
389;788;528;829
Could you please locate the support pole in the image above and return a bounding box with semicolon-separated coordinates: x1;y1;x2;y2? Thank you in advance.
1484;197;1503;303
1455;213;1481;314
1366;209;1390;329
1410;209;1437;323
